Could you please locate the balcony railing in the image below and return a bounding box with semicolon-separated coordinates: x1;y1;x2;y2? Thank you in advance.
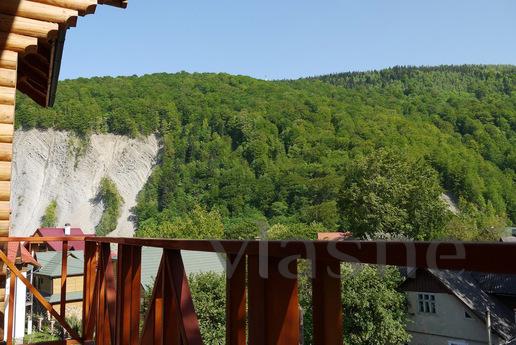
0;236;515;345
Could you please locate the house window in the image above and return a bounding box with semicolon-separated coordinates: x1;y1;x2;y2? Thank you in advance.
417;293;436;313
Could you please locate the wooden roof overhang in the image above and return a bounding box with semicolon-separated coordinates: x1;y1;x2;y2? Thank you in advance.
0;0;127;235
0;0;128;107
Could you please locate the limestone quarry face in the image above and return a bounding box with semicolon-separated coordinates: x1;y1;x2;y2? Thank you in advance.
11;129;160;237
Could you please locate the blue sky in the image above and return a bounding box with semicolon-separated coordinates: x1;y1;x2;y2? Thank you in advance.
60;0;516;80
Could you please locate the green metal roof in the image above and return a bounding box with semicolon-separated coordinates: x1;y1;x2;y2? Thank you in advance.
140;248;225;289
34;248;224;287
35;251;85;277
45;291;83;304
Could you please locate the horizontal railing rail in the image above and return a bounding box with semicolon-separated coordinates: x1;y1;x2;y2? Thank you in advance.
88;237;516;274
0;236;514;344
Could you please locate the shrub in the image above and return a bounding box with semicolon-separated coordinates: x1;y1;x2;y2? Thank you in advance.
95;177;123;236
41;200;58;227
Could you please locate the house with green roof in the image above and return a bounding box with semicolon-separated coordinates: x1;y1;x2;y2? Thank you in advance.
33;251;86;319
140;247;225;289
32;248;225;320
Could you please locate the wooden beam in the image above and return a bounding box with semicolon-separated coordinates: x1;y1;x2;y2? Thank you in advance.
30;0;98;14
164;250;203;345
98;0;127;9
82;242;98;342
0;182;10;202
0;87;15;105
0;105;14;124
226;255;246;345
0;162;10;182
0;221;9;233
0;124;14;144
17;79;47;106
115;244;141;345
0;202;10;221
96;243;117;345
0;69;16;88
0;51;17;70
60;241;68;322
312;260;342;345
6;270;15;345
0;14;59;39
248;256;300;345
247;256;265;345
22;53;50;72
0;249;82;341
0;0;78;27
19;60;48;89
0;32;38;55
0;143;12;161
140;259;163;345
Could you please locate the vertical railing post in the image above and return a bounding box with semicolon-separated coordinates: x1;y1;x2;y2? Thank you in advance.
115;244;141;345
248;255;300;345
248;255;265;345
140;249;202;345
96;243;116;345
312;260;342;345
60;240;68;338
226;254;246;345
6;264;15;345
82;241;98;342
164;249;203;345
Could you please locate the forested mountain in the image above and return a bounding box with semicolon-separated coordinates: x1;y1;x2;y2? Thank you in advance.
15;65;515;241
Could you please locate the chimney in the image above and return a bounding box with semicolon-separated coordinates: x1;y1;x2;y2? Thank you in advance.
64;223;71;236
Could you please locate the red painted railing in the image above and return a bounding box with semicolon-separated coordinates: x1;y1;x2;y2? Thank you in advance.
0;237;515;345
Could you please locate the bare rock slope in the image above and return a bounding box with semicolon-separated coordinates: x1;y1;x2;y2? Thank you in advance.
11;129;159;237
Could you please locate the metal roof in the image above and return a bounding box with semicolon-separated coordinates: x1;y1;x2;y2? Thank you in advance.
140;247;225;289
429;269;516;341
35;250;84;277
45;291;83;304
34;247;225;286
35;228;88;251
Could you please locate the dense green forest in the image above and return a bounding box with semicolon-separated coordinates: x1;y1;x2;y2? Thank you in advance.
16;65;516;240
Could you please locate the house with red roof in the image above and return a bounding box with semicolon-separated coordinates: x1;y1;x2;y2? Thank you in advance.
7;242;40;268
28;225;91;253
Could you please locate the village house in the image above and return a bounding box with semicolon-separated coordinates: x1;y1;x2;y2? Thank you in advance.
33;250;85;319
31;246;225;324
401;268;516;345
27;226;88;253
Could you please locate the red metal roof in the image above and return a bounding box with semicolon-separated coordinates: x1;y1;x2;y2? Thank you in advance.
317;232;353;240
7;242;40;267
35;228;90;251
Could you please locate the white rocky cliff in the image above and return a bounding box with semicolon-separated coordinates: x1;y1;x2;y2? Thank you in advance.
10;129;160;237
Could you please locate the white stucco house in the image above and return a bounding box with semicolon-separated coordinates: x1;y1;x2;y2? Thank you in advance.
401;268;516;345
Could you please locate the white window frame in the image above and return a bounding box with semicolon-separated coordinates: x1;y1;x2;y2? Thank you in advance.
417;293;436;314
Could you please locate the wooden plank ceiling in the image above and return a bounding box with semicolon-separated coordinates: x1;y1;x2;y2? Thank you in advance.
0;0;127;234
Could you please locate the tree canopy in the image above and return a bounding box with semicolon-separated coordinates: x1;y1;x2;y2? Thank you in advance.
15;65;515;240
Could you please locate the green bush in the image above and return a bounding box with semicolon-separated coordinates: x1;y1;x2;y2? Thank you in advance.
136;204;224;239
40;200;58;227
189;272;226;344
95;177;123;236
299;263;410;344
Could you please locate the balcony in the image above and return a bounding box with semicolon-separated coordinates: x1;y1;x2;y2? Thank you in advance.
0;236;514;345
